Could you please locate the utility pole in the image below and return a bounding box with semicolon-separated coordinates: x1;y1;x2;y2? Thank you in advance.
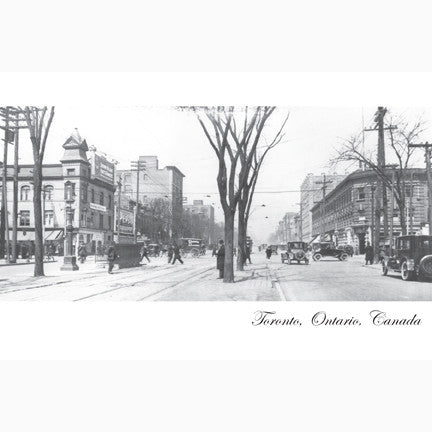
116;175;122;244
0;107;26;263
364;107;397;261
1;107;11;262
315;173;333;240
385;164;398;253
131;159;146;243
408;142;432;235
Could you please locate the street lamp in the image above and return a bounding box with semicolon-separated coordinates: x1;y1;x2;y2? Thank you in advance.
61;182;79;271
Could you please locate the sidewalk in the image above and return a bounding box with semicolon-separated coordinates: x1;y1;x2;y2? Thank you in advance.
0;258;59;267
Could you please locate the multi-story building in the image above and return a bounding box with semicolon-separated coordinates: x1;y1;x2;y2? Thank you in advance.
0;129;116;256
300;173;346;242
183;199;215;244
276;212;299;243
116;156;185;239
310;168;430;254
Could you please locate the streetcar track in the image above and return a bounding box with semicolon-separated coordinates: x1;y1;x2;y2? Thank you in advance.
73;265;214;301
0;264;188;298
137;266;215;301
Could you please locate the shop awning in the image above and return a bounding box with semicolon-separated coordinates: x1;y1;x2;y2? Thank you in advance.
45;229;64;241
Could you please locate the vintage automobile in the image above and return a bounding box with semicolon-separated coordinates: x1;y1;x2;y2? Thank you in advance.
268;245;279;255
312;242;349;261
281;242;310;265
381;235;432;281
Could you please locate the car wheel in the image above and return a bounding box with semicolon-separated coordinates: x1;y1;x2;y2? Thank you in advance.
401;261;416;281
381;262;388;276
313;253;322;261
339;253;348;261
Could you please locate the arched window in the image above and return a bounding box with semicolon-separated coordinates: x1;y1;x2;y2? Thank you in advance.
20;185;30;201
44;185;54;200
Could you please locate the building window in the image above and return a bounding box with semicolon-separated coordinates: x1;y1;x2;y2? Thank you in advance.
20;185;30;201
100;192;104;206
91;189;95;203
82;184;88;203
108;195;112;209
44;210;54;227
44;185;54;200
64;181;75;201
405;185;413;198
124;185;132;194
357;187;365;200
67;168;76;176
124;174;131;183
20;211;30;226
81;212;87;228
108;215;112;229
99;214;104;229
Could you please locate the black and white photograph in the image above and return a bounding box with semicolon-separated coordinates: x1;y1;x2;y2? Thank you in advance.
2;1;432;431
1;105;432;301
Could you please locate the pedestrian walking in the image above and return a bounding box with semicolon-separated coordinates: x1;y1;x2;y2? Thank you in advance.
245;245;252;264
107;243;118;274
265;246;272;260
140;244;151;263
216;239;225;279
171;244;184;265
78;243;87;264
167;245;174;263
365;242;374;265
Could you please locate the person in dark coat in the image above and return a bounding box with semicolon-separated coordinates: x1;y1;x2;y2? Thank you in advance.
140;245;151;263
171;244;184;265
245;245;252;264
216;240;225;279
107;243;118;274
265;246;272;260
365;242;374;265
167;245;174;263
78;243;87;264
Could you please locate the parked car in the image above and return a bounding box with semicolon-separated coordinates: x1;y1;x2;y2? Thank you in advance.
381;235;432;281
281;242;310;265
342;245;354;257
312;242;348;261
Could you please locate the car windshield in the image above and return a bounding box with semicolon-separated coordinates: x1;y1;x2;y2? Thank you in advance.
290;243;303;249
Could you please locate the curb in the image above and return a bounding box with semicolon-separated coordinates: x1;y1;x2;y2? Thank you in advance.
0;260;58;267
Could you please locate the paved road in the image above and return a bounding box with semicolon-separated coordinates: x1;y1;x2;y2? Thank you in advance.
270;255;432;301
1;253;431;301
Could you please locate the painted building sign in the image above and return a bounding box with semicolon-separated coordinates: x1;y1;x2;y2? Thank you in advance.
119;208;134;234
92;153;115;184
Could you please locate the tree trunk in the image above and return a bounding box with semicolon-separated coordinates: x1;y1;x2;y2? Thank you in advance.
398;201;407;235
223;210;235;282
237;203;246;271
33;160;45;276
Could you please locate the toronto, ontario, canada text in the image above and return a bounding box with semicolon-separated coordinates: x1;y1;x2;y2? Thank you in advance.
252;310;422;326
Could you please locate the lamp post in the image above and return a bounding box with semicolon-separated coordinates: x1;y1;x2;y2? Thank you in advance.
61;182;79;271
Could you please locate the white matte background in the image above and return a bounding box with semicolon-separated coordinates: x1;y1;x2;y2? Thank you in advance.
1;0;432;430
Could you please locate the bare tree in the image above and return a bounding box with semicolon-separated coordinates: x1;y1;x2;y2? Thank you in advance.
22;106;55;276
194;106;286;281
235;111;289;270
331;114;426;237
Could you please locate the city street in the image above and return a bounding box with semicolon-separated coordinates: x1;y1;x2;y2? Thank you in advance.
1;251;432;301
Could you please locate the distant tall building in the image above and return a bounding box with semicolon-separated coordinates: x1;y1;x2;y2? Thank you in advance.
300;173;346;242
276;212;299;243
183;199;215;244
116;156;185;238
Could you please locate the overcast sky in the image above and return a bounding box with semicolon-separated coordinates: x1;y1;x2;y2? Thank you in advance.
10;106;431;244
